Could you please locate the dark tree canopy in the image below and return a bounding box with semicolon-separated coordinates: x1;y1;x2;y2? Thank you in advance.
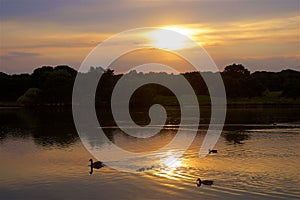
221;64;264;98
223;63;250;77
0;64;299;105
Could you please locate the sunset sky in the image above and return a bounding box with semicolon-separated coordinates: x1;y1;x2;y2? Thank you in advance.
0;0;299;74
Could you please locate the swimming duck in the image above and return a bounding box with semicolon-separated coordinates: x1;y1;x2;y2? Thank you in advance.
208;149;218;154
89;159;105;169
196;178;213;187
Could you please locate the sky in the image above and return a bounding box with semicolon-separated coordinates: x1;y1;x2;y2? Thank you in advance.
0;0;299;74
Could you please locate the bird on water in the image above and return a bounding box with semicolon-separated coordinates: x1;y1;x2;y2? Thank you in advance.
208;149;218;154
89;159;105;169
196;178;214;187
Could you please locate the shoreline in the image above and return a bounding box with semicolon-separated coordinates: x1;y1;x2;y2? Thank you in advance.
1;101;300;109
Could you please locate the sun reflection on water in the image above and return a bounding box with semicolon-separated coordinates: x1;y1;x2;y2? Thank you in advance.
149;154;186;181
162;155;183;168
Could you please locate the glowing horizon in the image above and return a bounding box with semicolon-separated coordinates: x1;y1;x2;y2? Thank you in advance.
0;0;299;74
146;28;197;50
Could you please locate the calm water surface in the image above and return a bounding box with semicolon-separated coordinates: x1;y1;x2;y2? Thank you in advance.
0;106;299;199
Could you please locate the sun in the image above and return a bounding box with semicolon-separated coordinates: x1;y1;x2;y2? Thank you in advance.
147;26;198;50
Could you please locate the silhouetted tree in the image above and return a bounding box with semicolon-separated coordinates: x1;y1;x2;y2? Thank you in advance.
0;73;32;101
280;70;300;99
1;64;299;106
252;71;282;91
222;64;264;98
223;63;250;77
42;69;75;104
182;72;209;95
17;88;42;105
95;68;118;105
55;65;77;76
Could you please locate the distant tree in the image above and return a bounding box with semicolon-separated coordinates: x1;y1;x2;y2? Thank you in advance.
280;70;300;99
182;71;209;95
17;88;42;105
95;68;117;105
1;73;33;101
0;72;9;101
32;66;54;88
238;75;265;98
223;63;250;77
0;72;8;78
42;69;75;104
89;66;105;73
1;64;300;106
32;66;54;75
55;65;77;76
28;65;77;104
222;64;264;98
282;80;300;99
279;69;300;83
252;71;282;91
130;84;158;107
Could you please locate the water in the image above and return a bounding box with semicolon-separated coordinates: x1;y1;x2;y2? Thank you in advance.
0;106;300;199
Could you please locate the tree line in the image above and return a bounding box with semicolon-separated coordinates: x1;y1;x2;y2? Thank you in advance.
0;63;299;106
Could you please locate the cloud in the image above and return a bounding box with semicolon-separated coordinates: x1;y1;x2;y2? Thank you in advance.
10;52;40;57
191;15;300;45
1;0;299;31
1;51;41;60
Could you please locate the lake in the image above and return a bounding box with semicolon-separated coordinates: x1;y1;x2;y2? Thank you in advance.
0;106;300;199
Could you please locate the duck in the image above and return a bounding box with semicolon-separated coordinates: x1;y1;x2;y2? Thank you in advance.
208;149;218;154
234;141;243;144
89;158;105;169
196;178;213;187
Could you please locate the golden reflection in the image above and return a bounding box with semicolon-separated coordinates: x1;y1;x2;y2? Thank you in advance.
162;155;182;168
150;154;186;180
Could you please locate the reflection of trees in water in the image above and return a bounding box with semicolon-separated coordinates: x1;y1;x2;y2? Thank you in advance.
32;108;78;148
223;131;250;144
1;106;300;148
33;135;78;148
225;107;300;124
0;109;36;141
0;109;78;147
